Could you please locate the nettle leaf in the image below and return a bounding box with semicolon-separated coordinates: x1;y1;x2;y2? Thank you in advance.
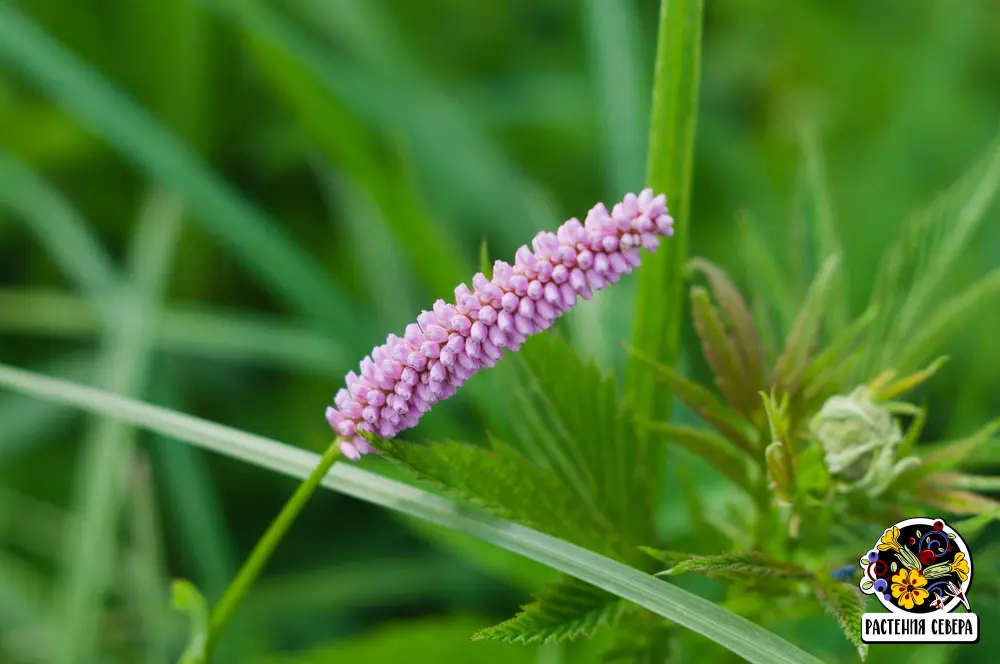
474;575;627;645
773;254;840;394
869;132;1000;373
893;418;1000;486
627;346;755;457
688;258;765;401
639;549;812;587
374;436;617;556
690;285;753;415
496;333;655;548
813;580;868;662
801;305;878;399
894;269;1000;373
765;442;794;505
645;423;752;494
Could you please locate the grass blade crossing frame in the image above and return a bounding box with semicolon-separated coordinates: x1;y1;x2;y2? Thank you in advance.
0;364;825;664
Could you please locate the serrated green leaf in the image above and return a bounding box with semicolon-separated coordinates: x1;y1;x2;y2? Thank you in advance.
894;269;1000;373
374;436;617;557
626;346;755;457
645;423;752;493
737;211;798;341
796;125;848;337
690;286;753;416
813;580;868;662
0;362;829;664
496;334;655;549
688;258;766;398
773;255;840;394
896;418;1000;485
640;549;811;584
765;442;794;504
801;305;878;395
474;575;626;645
869;132;1000;374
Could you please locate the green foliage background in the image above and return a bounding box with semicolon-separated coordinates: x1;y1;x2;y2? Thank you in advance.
0;1;998;662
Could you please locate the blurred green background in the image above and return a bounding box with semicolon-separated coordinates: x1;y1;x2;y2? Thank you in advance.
1;0;998;662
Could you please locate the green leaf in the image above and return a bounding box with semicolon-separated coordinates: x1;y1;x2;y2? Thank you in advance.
474;575;626;645
894;269;1000;373
645;423;752;494
773;254;840;394
640;549;812;586
0;363;827;664
801;305;878;397
496;334;655;548
627;346;755;457
688;258;765;398
374;436;617;558
765;442;795;505
874;357;949;401
737;212;798;338
869;132;1000;373
899;418;1000;483
0;4;364;339
690;286;753;415
173;580;210;664
628;0;703;424
795;126;848;337
813;580;868;662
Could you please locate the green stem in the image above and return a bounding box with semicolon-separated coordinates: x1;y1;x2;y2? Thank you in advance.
201;442;342;659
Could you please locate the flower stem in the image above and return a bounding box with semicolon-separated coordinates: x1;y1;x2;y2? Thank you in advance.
200;442;342;660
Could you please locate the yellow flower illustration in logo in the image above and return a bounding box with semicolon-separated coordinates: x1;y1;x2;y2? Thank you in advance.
878;526;902;552
949;552;969;582
891;568;929;610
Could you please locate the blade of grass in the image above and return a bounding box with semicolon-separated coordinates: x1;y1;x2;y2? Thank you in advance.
0;289;347;375
0;4;364;338
0;363;826;664
628;0;703;422
0;152;119;318
55;190;183;663
123;455;171;664
0;352;93;467
582;0;647;197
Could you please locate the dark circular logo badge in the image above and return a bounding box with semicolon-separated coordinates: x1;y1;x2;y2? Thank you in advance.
859;517;972;614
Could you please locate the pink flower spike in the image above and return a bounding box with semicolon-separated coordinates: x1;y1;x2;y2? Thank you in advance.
326;190;673;456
